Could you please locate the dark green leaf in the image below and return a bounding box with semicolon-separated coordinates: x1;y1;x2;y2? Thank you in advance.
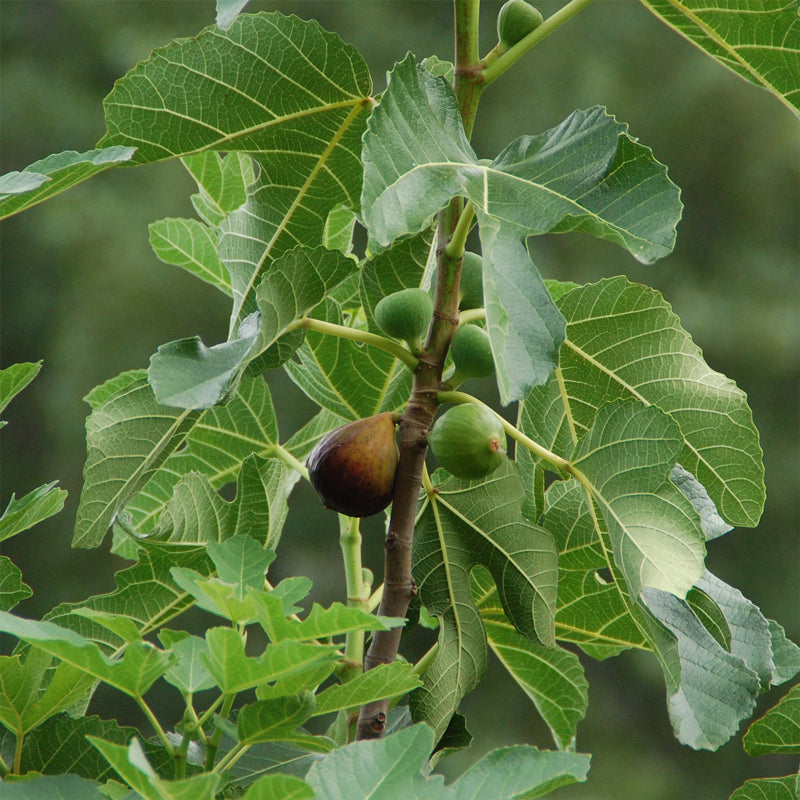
728;774;799;800
0;361;42;416
0;483;67;544
238;693;317;745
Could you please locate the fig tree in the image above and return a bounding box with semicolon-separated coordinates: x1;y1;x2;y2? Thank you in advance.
429;404;507;479
449;324;495;383
307;412;399;517
374;288;433;353
459;252;484;311
497;0;544;50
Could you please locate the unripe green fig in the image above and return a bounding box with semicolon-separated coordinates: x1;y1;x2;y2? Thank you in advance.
307;412;399;517
497;0;544;50
459;252;484;311
374;288;433;351
429;404;507;480
449;324;495;381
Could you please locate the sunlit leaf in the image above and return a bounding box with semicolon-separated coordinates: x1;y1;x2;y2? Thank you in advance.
313;663;422;716
0;557;32;611
572;400;706;598
0;361;42;416
0;482;67;544
641;0;800;115
238;693;317;745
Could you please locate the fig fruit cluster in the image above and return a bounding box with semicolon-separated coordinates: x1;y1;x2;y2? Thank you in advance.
429;404;507;480
307;412;399;517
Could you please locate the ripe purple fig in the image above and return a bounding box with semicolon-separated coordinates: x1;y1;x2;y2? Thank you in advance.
307;412;399;517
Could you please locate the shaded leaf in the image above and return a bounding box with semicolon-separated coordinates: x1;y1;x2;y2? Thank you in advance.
472;566;588;750
0;774;107;800
728;774;799;800
0;147;135;221
411;461;557;738
541;479;648;659
241;774;315;800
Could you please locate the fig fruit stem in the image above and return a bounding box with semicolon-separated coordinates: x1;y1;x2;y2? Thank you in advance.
482;0;597;86
436;390;572;473
444;200;475;260
355;0;484;742
457;307;486;326
293;316;420;370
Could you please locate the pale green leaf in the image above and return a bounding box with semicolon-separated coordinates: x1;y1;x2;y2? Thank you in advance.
0;557;32;611
641;0;800;115
0;147;136;221
323;204;359;256
252;593;403;643
519;277;765;529
284;299;410;420
283;408;348;461
411;460;557;738
238;693;317;744
572;400;706;598
90;737;221;800
743;683;800;755
182;150;254;226
170;569;256;624
201;627;340;694
0;612;173;698
148;217;232;295
0;774;107;800
472;566;588;751
148;312;262;409
0;482;67;544
313;663;422;716
769;620;800;685
162;635;216;694
641;587;760;750
0;361;41;416
208;535;274;598
729;775;800;800
216;0;253;30
541;479;648;659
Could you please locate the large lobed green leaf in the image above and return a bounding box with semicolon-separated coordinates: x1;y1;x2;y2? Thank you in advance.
641;0;800;116
362;57;682;403
519;277;765;529
411;460;557;738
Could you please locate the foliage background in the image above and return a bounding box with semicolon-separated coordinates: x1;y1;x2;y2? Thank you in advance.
0;1;797;798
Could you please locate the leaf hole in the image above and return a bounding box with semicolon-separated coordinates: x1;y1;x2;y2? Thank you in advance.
594;568;613;585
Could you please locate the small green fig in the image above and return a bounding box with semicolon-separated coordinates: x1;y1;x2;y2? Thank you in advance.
429;404;507;480
449;324;495;383
307;412;399;517
459;252;484;311
374;288;434;352
497;0;544;50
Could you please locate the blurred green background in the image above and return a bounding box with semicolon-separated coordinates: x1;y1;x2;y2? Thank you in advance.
1;2;797;798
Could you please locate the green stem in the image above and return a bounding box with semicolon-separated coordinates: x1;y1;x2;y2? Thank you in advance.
204;693;236;770
444;201;475;259
136;697;175;757
213;741;250;775
291;316;420;370
482;0;597;86
454;0;483;138
339;515;371;682
436;390;571;472
457;307;486;326
13;729;23;775
413;642;439;677
0;751;9;778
